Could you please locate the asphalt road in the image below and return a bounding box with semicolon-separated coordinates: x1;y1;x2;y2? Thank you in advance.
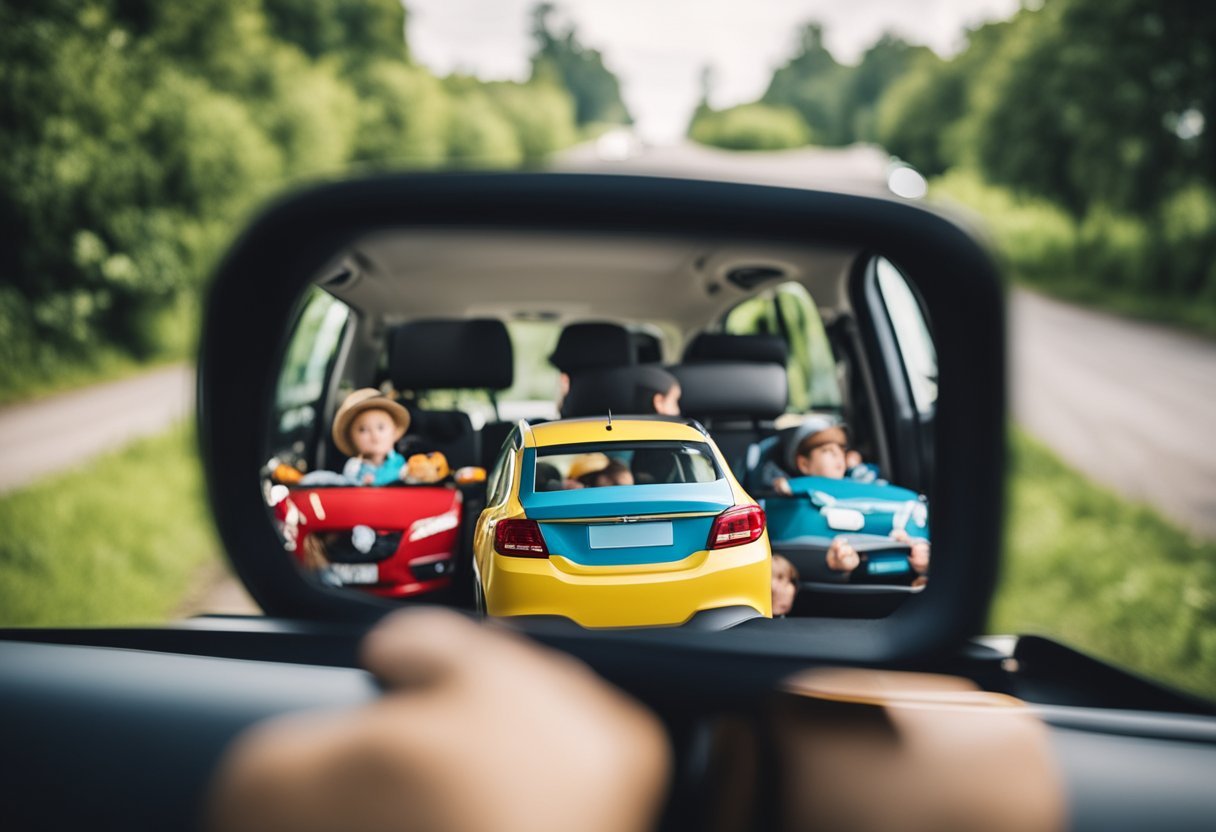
1010;288;1216;539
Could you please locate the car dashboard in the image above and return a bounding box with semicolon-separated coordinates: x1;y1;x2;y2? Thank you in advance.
3;615;1215;832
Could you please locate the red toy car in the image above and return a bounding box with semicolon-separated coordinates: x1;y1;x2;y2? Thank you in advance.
274;484;460;598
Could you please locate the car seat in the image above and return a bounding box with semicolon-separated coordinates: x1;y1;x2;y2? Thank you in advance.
388;318;514;469
668;361;788;479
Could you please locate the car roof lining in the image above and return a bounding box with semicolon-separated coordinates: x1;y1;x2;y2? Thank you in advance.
322;228;860;343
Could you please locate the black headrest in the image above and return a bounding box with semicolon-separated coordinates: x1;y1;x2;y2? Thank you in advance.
669;361;787;420
684;333;788;365
562;364;679;418
549;322;634;374
390;319;513;391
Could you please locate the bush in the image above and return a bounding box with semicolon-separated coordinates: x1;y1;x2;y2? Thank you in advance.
485;80;579;164
689;104;812;151
445;90;524;169
931;168;1078;283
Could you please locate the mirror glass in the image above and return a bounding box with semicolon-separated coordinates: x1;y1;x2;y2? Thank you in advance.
261;227;936;625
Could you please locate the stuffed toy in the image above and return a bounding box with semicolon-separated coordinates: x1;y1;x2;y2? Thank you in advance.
404;451;450;484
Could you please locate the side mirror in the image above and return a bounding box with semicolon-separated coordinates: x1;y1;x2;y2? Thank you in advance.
200;172;1005;663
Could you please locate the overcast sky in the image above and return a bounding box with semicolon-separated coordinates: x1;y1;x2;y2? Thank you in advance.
406;0;1021;144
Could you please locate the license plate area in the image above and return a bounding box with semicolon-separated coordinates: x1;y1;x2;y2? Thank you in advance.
330;563;379;584
588;522;673;549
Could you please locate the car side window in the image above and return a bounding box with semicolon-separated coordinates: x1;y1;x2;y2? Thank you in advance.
486;428;520;506
875;258;937;414
273;288;351;457
722;281;841;411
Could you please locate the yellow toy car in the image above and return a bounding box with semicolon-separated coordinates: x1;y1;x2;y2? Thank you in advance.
473;416;772;627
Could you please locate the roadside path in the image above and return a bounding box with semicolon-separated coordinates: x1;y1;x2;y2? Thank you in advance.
1010;288;1216;539
0;364;194;495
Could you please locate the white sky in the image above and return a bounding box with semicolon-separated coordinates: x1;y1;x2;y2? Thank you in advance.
406;0;1022;144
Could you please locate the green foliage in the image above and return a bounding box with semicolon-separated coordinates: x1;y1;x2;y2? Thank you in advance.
349;60;450;168
1;1;590;400
995;430;1216;700
875;54;965;176
904;0;1216;218
932;168;1079;284
761;24;848;145
933;169;1216;334
262;0;408;64
0;422;221;627
530;2;630;126
485;79;579;164
445;90;525;169
689;104;811;151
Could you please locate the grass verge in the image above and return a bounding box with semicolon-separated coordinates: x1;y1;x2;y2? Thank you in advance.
994;430;1216;700
0;421;222;627
0;349;188;408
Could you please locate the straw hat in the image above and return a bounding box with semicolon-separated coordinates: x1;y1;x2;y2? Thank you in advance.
331;388;411;458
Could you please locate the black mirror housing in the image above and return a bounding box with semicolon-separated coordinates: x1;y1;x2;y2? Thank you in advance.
199;172;1005;664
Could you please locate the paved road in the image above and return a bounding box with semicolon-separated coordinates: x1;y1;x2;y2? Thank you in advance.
1010;288;1216;538
0;364;194;495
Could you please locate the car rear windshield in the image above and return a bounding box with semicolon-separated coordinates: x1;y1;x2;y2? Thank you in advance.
535;441;722;490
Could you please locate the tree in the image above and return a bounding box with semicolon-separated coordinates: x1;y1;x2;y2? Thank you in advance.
843;34;931;143
968;0;1216;216
529;3;630;127
761;23;849;145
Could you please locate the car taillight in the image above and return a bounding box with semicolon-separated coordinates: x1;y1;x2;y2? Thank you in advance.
494;519;550;558
707;505;765;549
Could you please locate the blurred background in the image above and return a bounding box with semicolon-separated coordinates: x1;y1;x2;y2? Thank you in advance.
1;0;1213;697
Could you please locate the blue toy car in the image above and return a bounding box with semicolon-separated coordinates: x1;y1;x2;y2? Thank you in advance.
761;475;929;586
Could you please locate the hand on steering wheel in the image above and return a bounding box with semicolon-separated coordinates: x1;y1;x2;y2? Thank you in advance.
208;609;671;832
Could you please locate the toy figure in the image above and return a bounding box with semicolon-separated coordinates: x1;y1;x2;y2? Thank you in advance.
331;388;412;486
404;452;451;484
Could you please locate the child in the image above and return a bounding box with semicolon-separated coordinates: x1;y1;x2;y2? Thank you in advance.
577;459;635;488
748;415;849;496
771;554;799;617
751;416;930;578
331;388;413;486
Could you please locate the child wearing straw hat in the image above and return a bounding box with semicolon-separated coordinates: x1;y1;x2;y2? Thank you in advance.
332;388;413;486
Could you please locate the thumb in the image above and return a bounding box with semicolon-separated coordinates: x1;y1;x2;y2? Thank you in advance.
361;609;487;690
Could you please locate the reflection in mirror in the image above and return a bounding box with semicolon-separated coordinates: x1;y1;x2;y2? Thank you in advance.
261;230;936;627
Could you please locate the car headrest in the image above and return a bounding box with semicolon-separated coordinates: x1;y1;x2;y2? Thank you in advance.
561;364;679;418
683;333;789;365
669;361;787;420
549;322;634;374
390;319;513;391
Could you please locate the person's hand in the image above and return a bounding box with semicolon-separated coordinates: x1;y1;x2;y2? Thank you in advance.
208;609;671;832
891;530;930;574
773;476;792;496
825;536;860;572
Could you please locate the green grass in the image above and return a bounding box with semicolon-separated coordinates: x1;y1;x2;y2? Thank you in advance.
0;421;223;627
994;430;1216;699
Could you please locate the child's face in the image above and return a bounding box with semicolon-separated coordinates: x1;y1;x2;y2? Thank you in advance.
350;409;398;461
794;440;847;479
771;556;797;616
593;468;635;487
652;383;681;416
